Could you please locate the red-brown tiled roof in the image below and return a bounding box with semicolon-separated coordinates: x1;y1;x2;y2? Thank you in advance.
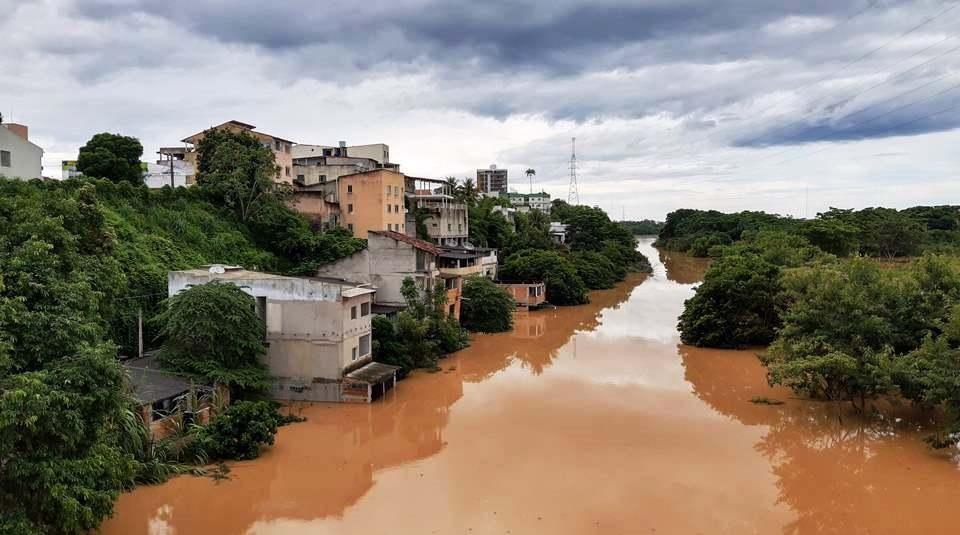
369;230;440;255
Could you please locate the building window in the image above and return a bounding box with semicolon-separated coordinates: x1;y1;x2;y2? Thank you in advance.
449;304;456;316
347;185;353;194
348;204;354;213
351;305;357;320
285;166;291;177
352;347;358;362
416;250;426;271
359;334;371;357
387;205;391;213
347;223;354;234
386;185;391;196
319;174;327;183
447;223;452;231
361;302;370;316
458;224;463;232
0;150;9;167
395;204;400;213
296;174;304;181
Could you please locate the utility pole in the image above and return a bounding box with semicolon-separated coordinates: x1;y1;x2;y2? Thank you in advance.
568;137;579;205
137;307;144;359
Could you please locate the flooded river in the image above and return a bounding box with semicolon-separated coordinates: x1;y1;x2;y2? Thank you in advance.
102;238;960;535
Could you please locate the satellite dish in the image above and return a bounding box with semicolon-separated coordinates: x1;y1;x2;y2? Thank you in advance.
209;265;226;274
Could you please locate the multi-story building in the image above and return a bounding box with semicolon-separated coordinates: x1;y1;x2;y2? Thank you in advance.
477;164;508;195
0;122;43;180
437;247;497;280
406;176;469;247
505;191;551;214
314;230;462;320
168;266;399;403
170;120;295;185
339;169;406;238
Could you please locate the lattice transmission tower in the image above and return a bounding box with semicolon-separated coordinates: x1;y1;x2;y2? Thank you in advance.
567;137;579;205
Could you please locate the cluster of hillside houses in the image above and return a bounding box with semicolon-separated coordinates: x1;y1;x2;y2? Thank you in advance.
2;119;567;426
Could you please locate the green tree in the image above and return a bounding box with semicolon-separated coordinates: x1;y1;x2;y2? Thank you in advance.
77;133;144;185
799;218;860;257
500;249;588;306
461;276;515;332
678;253;783;348
153;281;268;392
571;251;619;289
195;128;286;222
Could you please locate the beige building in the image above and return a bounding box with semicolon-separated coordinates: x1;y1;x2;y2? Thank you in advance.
168;266;399;403
293;142;391;166
339;169;406;238
315;231;463;320
406;176;469;247
497;282;547;309
0;122;43;180
437;247;497;280
167;120;295;185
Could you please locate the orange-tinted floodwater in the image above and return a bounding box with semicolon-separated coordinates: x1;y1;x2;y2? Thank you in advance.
101;238;960;535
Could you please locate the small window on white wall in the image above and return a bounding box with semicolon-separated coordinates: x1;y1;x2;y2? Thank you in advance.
352;347;358;361
359;334;371;357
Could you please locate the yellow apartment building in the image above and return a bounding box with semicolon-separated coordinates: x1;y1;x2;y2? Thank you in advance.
338;169;406;238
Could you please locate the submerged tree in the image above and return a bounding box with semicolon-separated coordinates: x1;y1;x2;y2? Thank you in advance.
461;276;515;332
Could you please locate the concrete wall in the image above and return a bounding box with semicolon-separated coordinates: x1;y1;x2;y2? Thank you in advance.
0;125;43;180
289;191;340;228
293;143;389;165
339;170;406;238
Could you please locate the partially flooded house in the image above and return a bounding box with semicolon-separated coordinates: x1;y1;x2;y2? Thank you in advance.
168;267;399;403
497;282;548;310
123;355;214;438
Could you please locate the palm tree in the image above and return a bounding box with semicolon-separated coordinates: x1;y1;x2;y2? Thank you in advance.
460;177;478;205
444;176;458;196
525;168;536;194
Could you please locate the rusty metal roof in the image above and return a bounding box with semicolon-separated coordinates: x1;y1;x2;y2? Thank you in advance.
369;230;440;255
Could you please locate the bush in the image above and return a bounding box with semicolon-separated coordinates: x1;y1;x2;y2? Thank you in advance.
193;401;280;461
678;253;783;348
500;249;588;306
571;251;619;289
461;276;516;332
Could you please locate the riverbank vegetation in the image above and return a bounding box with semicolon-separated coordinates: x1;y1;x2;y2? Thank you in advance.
620;219;664;235
460;277;516;333
0;129;364;533
671;206;960;448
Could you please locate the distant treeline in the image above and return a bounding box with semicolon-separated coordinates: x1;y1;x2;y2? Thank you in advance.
620;219;664;235
656;206;960;259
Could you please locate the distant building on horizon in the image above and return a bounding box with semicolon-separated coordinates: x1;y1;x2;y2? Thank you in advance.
505;191;551;214
477;164;508;195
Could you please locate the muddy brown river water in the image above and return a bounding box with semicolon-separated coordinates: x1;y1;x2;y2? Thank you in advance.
101;238;960;535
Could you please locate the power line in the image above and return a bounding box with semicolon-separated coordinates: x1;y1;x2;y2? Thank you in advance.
675;2;958;150
762;98;960;167
747;35;960;149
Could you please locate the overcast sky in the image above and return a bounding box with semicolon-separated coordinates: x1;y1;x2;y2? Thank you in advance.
2;0;959;220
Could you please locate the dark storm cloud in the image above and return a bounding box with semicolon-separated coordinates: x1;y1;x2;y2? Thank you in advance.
73;0;859;72
59;0;960;146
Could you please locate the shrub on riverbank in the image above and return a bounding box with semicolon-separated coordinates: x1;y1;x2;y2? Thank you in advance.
461;277;516;332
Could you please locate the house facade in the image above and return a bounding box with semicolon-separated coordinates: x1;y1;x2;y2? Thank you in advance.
0;123;43;180
314;231;463;320
505;191;551;214
168;266;397;403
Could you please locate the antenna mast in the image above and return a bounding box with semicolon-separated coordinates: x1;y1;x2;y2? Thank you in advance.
568;137;579;205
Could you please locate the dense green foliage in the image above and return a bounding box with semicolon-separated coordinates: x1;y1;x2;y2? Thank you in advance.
372;277;469;375
191;401;281;461
460;276;516;332
620;219;664;235
679;253;784;348
153;281;269;393
500;249;588;306
0;128;361;532
760;256;960;446
468;197;513;249
658;205;955;259
77;132;145;185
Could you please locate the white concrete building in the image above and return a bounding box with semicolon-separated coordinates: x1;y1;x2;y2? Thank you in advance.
144;161;191;188
168;266;399;403
505;191;551;214
0;123;43;180
293;142;391;166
